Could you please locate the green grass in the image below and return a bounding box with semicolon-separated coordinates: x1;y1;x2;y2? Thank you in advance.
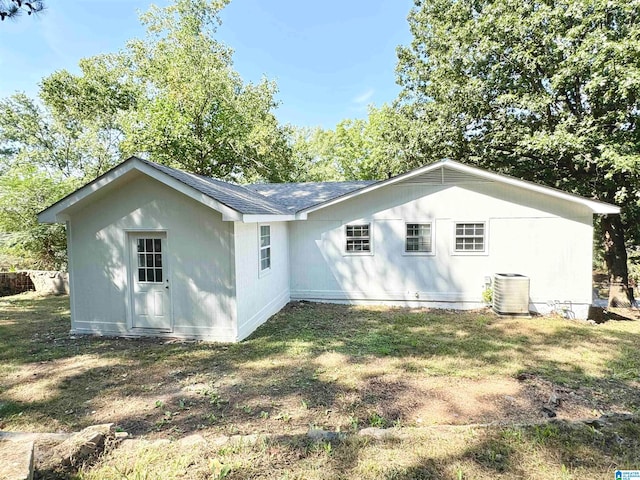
1;292;639;479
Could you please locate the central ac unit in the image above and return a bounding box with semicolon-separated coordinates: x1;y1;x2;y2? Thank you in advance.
493;273;530;315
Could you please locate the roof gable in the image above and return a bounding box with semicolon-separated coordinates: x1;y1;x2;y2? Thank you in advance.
295;159;620;217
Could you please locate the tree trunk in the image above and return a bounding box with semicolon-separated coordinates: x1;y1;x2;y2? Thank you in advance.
601;215;633;307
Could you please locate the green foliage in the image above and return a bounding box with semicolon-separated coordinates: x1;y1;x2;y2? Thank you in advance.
482;286;493;305
290;105;410;181
396;0;640;284
0;164;77;269
368;412;388;428
114;0;295;182
0;88;119;268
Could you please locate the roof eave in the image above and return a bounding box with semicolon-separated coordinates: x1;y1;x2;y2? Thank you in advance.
38;157;244;224
241;214;296;223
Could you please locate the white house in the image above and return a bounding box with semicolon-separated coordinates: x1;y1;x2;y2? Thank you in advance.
38;156;619;341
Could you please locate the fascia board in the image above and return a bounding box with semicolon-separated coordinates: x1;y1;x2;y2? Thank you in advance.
241;214;296;223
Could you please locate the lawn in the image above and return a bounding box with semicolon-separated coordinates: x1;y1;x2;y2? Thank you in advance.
0;293;639;479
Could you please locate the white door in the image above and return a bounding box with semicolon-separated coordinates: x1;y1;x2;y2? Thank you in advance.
130;233;171;331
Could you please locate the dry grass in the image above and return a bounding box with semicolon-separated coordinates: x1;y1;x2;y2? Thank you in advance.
0;292;639;479
83;418;640;480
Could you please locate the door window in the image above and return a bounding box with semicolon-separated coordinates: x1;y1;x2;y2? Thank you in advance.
137;238;163;283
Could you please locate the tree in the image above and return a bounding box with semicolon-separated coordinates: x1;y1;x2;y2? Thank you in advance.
37;1;296;183
0;164;76;269
0;85;128;267
0;0;44;21
115;0;294;182
396;0;640;306
290;105;410;182
39;55;139;178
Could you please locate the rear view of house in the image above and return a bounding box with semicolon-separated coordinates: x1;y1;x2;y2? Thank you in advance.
38;157;619;341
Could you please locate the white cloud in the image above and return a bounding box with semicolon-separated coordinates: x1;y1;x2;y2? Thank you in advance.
352;88;374;105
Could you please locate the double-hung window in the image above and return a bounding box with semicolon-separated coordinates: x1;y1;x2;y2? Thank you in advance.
454;222;486;253
259;225;271;272
345;224;370;253
405;223;433;254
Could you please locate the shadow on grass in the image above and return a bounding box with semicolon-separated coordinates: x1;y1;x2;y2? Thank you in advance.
1;296;639;445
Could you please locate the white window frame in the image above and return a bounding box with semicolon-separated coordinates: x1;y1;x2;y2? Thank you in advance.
403;221;435;256
452;221;488;255
259;224;271;276
344;223;373;255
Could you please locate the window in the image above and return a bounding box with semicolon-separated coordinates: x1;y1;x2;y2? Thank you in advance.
454;222;485;252
259;225;271;272
137;238;163;283
346;224;370;253
405;223;433;253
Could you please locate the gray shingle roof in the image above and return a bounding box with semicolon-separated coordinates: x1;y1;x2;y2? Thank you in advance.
141;160;290;215
246;181;375;212
141;159;375;215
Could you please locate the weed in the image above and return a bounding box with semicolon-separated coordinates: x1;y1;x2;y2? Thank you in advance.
322;441;332;455
470;439;513;472
273;412;291;422
368;412;387;428
349;416;359;431
209;458;231;479
205;391;227;409
532;424;560;446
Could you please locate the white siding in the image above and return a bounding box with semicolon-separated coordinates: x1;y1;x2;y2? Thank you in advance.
234;221;290;341
290;181;594;318
68;173;237;341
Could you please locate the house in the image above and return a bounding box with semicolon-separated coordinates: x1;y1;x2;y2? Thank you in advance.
38;156;619;341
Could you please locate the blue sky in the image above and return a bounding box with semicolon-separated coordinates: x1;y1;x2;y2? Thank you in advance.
0;0;413;129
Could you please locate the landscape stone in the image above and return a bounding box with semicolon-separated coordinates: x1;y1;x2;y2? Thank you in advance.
227;434;262;445
307;428;345;442
541;406;556;418
0;439;34;480
177;434;207;446
358;427;398;440
38;423;114;472
548;392;561;406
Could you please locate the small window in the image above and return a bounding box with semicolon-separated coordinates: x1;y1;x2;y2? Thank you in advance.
260;225;271;272
346;224;370;252
137;237;163;283
454;223;485;252
406;223;433;253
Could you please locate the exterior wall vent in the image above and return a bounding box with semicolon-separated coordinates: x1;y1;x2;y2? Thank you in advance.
493;273;530;315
